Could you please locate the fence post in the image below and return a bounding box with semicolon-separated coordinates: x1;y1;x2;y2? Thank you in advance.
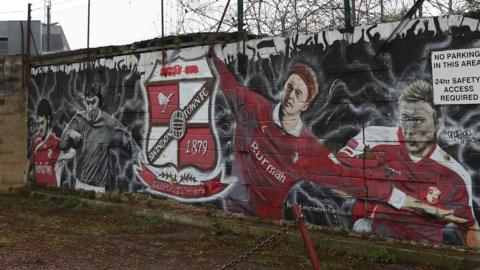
292;203;321;270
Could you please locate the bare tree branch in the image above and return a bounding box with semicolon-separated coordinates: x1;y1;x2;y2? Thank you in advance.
174;0;478;37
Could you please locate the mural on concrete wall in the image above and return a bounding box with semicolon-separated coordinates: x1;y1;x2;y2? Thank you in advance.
28;58;145;191
28;15;480;248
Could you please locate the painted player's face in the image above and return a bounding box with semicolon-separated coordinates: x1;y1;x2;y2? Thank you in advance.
85;96;100;122
281;74;309;117
399;101;437;158
36;116;49;139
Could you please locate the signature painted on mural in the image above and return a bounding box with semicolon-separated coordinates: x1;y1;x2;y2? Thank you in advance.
447;129;480;144
285;201;352;216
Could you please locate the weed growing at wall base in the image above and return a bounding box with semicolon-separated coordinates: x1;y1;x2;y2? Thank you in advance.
0;238;10;247
60;195;83;210
369;248;395;264
203;203;225;237
39;195;54;204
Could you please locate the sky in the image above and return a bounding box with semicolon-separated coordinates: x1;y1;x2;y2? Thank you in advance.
0;0;181;50
1;1;450;51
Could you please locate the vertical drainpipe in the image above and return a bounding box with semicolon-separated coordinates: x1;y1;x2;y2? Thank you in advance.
344;0;352;31
237;0;244;54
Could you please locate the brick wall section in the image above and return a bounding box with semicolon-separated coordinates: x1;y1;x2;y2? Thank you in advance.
0;55;27;191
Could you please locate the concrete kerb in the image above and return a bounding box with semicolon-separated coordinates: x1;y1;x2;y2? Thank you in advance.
28;190;480;269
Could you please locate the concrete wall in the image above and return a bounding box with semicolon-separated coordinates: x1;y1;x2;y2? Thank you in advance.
28;15;480;248
0;55;27;191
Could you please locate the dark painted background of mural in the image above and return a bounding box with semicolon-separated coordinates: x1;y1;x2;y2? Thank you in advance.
28;58;146;191
28;15;480;248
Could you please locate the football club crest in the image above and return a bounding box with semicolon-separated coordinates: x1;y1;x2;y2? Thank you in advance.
426;186;441;204
137;53;228;201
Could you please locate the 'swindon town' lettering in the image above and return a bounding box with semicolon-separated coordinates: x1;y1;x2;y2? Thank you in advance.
147;87;211;163
250;141;286;183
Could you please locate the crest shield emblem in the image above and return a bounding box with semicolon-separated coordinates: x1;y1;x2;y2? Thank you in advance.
137;53;228;201
426;186;441;204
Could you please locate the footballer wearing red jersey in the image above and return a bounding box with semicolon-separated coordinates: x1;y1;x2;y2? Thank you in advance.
336;80;480;247
30;99;61;187
212;56;368;218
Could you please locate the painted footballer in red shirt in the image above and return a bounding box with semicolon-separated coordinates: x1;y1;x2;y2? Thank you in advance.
336;80;480;247
29;99;61;187
212;56;367;218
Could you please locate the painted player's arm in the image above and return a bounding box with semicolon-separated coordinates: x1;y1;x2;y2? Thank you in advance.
112;126;138;156
59;115;83;150
388;173;472;225
293;135;366;199
334;133;400;203
334;133;435;211
211;56;269;118
335;129;378;169
428;178;474;225
400;195;468;223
